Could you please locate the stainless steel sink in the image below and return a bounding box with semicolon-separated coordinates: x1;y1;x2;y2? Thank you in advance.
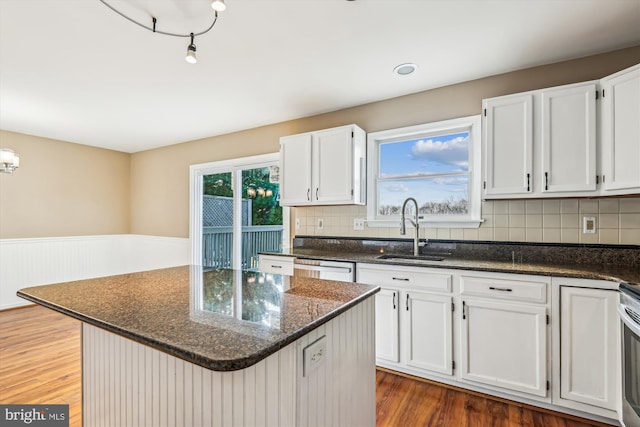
376;254;445;262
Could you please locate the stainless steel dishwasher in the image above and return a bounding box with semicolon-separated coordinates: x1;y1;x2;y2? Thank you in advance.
293;258;355;282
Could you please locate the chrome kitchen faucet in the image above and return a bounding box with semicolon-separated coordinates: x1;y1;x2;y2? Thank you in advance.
400;197;421;256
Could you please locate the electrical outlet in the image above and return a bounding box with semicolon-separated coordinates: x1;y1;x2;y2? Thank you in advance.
317;218;324;230
583;216;597;234
353;218;365;230
295;218;300;229
303;335;326;377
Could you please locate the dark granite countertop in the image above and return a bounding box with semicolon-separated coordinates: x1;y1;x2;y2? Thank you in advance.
17;265;379;371
262;237;640;287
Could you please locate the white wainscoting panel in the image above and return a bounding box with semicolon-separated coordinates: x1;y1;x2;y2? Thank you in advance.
82;296;376;427
0;234;190;310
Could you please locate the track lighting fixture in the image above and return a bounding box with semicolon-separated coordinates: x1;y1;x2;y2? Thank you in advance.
211;0;226;12
186;33;197;64
97;0;226;63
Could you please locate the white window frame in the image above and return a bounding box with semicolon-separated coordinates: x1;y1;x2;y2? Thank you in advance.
190;153;289;268
366;115;483;228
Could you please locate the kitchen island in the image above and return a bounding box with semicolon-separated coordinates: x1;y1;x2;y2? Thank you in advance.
17;266;379;427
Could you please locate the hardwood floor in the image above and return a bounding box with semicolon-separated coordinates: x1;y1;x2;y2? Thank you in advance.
0;305;81;427
1;305;612;427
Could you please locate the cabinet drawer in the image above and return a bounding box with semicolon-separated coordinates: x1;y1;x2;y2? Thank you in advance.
357;263;452;293
259;255;294;276
460;274;548;303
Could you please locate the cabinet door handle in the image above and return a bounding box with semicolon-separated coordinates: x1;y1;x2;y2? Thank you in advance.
316;188;319;200
489;286;513;292
392;277;410;281
526;173;531;192
462;301;466;320
307;188;311;201
392;292;396;310
544;172;549;191
406;294;410;311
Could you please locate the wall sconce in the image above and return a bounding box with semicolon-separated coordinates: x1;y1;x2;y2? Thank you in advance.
0;148;20;174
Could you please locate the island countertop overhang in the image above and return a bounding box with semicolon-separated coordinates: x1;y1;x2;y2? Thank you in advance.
17;265;380;371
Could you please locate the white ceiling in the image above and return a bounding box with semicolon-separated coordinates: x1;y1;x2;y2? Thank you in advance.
1;0;639;153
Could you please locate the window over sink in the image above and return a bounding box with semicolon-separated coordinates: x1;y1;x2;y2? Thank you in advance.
367;115;482;228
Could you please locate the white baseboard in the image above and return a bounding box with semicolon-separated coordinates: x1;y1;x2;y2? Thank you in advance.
0;234;190;310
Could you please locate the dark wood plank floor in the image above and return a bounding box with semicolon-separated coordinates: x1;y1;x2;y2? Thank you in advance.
1;305;612;427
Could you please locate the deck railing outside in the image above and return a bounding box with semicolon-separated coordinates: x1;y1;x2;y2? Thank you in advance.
202;225;283;270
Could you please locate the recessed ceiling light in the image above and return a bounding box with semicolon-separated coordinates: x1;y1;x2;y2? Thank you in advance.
393;63;418;76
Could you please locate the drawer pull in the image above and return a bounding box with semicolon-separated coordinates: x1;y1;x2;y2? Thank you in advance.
271;265;282;269
489;286;513;292
392;277;410;281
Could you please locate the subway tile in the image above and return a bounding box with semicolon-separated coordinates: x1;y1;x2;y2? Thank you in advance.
599;213;619;229
425;228;438;239
463;228;479;240
561;214;579;228
509;200;526;214
620;229;640;245
525;200;543;214
579;200;599;214
478;227;494;241
542;214;561;228
494;228;509;241
620;198;640;213
509;228;526;241
561;200;579;214
599;229;619;244
620;213;640;228
580;232;599;244
543;228;561;243
598;199;619;214
482;201;494;215
526;214;542;228
509;214;526;228
561;228;580;244
494;201;509;214
494;214;509;227
450;229;464;240
436;228;451;239
543;200;561;214
526;228;543;242
481;215;494;228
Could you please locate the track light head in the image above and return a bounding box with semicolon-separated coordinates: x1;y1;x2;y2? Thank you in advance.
211;0;226;12
186;33;197;64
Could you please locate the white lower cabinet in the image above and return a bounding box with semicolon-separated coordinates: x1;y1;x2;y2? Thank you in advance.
405;292;453;376
375;288;399;363
358;263;619;424
552;279;620;418
357;263;453;378
460;298;547;397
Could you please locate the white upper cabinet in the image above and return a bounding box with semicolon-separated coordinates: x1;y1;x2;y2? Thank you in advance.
541;83;597;193
483;94;533;197
483;63;640;199
600;63;640;194
483;81;598;199
279;124;366;206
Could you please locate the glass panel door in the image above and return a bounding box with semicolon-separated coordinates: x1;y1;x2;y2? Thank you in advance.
198;158;283;270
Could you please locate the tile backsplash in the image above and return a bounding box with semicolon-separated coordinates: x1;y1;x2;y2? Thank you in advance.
292;197;640;245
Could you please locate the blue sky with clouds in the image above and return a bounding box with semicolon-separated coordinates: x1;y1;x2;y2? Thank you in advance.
378;132;470;210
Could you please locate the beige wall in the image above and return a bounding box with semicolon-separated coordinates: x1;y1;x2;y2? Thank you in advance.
2;46;639;241
0;130;130;238
130;45;640;240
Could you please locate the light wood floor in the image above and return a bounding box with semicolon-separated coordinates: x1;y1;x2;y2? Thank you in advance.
1;305;612;427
